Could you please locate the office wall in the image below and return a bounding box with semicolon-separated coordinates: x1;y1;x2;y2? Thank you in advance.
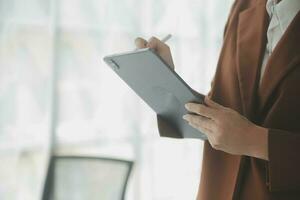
0;0;232;199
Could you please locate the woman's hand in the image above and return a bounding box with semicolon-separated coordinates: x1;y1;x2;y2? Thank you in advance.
134;36;175;69
183;96;269;160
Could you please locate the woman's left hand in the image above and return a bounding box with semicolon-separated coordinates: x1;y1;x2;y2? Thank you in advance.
183;96;269;160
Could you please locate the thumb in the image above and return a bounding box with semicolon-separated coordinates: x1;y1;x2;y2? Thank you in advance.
135;37;148;49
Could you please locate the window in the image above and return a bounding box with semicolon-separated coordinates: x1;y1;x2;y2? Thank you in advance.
0;0;233;199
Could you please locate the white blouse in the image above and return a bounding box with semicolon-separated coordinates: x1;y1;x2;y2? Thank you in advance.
260;0;300;84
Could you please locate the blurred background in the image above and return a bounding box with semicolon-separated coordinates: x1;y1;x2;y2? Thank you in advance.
0;0;233;199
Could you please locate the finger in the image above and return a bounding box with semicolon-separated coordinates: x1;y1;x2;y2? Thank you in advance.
188;121;213;135
183;114;215;131
204;96;225;110
135;37;148;48
147;36;160;49
185;103;217;119
147;36;168;51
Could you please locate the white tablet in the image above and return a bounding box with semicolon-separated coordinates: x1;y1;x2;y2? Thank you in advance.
103;48;206;140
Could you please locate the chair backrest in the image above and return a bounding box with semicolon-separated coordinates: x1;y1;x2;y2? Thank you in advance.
42;156;133;200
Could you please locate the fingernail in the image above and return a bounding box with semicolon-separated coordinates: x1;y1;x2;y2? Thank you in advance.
183;115;188;120
185;104;189;109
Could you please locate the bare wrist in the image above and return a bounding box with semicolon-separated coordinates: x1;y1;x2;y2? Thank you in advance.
248;125;269;160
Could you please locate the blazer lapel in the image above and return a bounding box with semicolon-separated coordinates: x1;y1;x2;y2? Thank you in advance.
236;1;269;118
233;4;269;196
258;11;300;112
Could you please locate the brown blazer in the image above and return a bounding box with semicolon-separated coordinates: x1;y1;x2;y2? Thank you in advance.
156;0;300;199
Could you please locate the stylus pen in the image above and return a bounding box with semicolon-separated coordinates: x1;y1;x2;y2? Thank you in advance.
161;34;172;43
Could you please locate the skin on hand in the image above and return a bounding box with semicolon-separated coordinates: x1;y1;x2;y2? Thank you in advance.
134;36;175;69
183;96;269;160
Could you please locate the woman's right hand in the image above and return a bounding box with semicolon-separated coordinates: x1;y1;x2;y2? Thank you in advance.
134;36;175;70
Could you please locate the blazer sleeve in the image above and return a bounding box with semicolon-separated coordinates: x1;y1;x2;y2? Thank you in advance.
156;114;183;138
266;129;300;192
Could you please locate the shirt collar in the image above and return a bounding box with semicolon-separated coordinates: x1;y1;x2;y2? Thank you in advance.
266;0;300;31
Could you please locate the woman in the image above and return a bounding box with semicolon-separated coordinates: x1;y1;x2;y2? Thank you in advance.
135;0;300;199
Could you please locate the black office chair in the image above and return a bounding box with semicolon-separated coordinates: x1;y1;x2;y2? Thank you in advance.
42;156;134;200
